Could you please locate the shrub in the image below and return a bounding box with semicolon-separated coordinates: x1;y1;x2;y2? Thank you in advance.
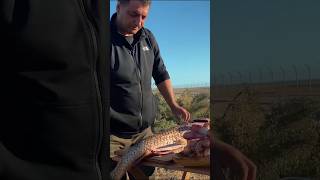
152;88;210;132
213;87;320;179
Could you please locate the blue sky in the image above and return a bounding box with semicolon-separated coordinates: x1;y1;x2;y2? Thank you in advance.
110;0;210;88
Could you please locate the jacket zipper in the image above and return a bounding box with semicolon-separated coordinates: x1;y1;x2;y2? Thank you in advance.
131;46;143;130
79;1;102;180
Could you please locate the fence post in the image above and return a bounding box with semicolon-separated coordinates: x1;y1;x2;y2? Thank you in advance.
237;71;242;85
304;64;311;90
268;67;274;82
280;66;285;87
258;68;263;84
228;72;233;86
292;64;298;88
248;71;252;84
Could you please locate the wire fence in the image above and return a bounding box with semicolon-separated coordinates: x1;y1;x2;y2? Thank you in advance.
213;64;318;89
151;64;320;89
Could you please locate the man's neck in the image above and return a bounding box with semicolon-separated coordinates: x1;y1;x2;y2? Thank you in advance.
115;18;134;37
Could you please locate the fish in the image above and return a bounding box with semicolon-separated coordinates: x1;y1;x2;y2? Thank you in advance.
110;125;192;180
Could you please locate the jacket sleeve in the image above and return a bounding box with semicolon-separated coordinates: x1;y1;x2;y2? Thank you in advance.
145;29;170;85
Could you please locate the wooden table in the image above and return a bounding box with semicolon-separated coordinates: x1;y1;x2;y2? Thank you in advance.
112;154;210;180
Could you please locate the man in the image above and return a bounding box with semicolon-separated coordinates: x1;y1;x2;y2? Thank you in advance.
0;1;110;180
110;0;257;180
110;0;190;178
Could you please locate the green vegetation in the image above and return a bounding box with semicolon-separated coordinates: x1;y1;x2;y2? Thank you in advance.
213;87;320;179
152;89;210;133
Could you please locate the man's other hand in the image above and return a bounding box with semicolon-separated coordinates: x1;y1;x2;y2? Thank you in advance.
213;140;257;180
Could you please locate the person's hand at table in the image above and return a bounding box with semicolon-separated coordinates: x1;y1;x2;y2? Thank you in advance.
213;139;257;180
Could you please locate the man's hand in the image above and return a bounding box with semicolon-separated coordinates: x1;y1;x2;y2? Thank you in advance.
171;104;191;122
213;139;257;180
156;79;191;122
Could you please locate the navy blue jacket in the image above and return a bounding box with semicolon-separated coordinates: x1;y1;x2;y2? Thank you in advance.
110;13;170;137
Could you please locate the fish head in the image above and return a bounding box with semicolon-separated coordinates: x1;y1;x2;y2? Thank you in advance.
180;122;210;140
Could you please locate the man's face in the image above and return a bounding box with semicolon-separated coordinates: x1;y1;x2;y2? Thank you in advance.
116;1;149;36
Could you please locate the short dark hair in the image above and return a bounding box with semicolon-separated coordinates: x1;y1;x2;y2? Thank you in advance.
117;0;151;6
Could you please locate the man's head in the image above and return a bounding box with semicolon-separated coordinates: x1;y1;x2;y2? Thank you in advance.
116;0;151;36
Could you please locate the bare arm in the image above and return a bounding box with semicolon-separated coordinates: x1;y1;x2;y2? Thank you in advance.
157;79;191;121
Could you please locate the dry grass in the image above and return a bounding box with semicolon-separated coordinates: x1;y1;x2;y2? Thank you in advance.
150;167;210;180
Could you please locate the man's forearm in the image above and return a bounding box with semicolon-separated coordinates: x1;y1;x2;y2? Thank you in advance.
157;79;177;109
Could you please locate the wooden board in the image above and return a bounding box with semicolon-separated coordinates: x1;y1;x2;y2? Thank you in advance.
112;153;210;176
